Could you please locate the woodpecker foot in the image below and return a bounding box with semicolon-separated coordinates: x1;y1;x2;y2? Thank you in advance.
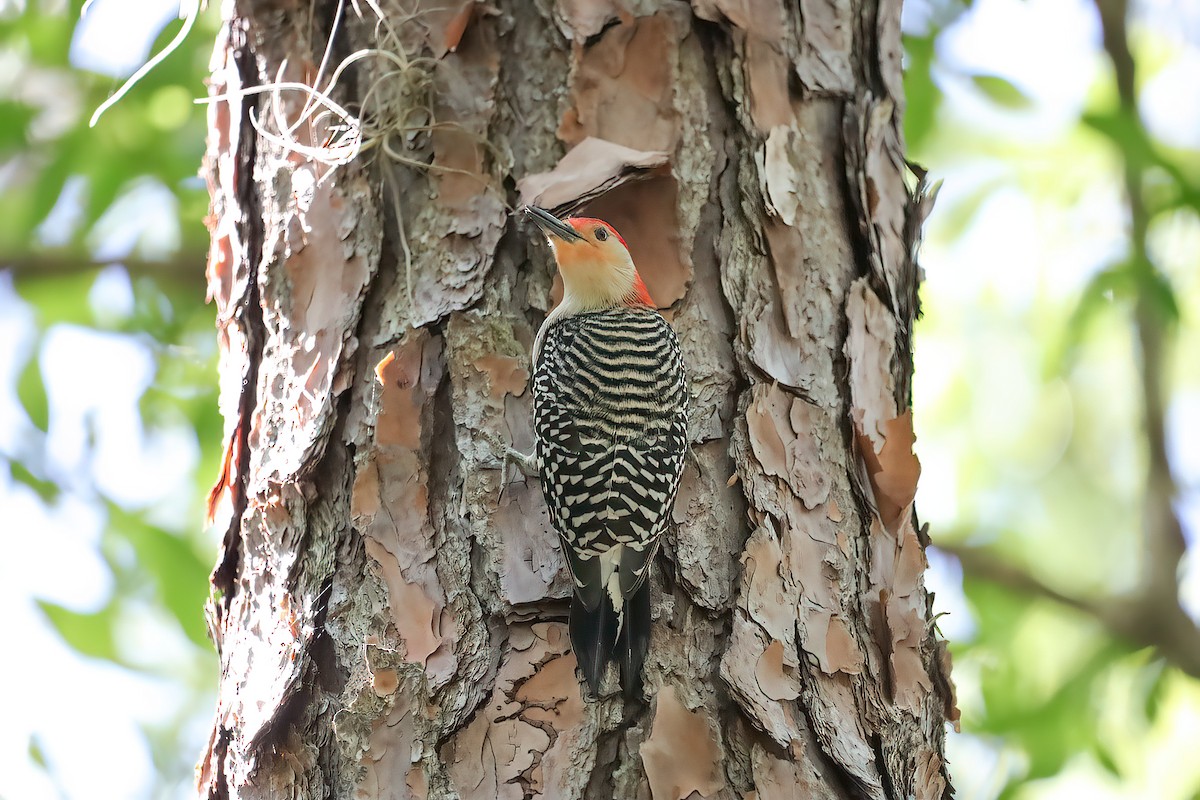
482;431;540;486
505;447;539;478
496;446;539;500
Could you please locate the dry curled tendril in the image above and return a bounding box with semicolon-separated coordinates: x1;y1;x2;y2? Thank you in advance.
94;0;504;196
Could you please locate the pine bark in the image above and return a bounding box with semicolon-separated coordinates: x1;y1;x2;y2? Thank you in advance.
198;1;956;798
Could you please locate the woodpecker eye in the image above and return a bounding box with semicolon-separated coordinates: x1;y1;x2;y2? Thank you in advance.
594;227;609;241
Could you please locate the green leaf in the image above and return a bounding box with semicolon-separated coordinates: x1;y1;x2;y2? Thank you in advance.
1141;659;1169;722
1082;109;1147;166
962;575;1028;642
1135;264;1179;325
16;349;49;431
971;74;1034;109
128;277;179;340
0;99;37;152
1058;259;1179;375
1083;109;1200;212
18;153;73;239
6;458;58;502
1052;262;1134;373
107;504;211;647
1071;265;1131;321
28;734;48;769
21;9;76;66
82;157;140;233
37;599;120;661
904;34;938;152
1092;740;1121;777
934;178;1003;241
14;269;99;326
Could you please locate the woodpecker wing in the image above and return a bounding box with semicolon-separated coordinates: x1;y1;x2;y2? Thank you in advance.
540;422;687;607
532;307;688;695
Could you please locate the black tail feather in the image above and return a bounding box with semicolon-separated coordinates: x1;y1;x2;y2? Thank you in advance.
617;579;651;700
568;580;651;700
570;593;615;696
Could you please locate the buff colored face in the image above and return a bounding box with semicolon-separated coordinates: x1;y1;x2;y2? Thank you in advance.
524;206;653;310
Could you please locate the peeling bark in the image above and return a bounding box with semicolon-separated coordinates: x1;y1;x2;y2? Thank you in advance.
199;0;955;798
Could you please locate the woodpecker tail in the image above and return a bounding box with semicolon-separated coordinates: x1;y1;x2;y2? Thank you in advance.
568;578;650;700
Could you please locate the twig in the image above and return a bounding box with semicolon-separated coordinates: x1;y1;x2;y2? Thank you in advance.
943;544;1200;679
1095;0;1188;604
1;251;207;289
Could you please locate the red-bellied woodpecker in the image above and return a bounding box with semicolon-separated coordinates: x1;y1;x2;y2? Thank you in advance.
518;205;688;699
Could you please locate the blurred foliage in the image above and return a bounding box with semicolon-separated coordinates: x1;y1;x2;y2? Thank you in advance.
2;0;1199;798
1;0;220;797
905;0;1200;798
0;0;212;262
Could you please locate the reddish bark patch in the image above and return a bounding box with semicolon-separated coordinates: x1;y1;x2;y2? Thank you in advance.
473;353;529;400
856;410;921;538
755;639;801;701
640;686;726;800
558;14;680;153
353;332;456;683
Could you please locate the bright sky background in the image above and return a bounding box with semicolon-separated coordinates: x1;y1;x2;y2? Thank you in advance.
0;0;1197;798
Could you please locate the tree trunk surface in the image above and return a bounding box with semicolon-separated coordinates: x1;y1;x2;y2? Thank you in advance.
197;0;956;798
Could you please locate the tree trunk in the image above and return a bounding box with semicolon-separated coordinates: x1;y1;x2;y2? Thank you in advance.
197;0;956;798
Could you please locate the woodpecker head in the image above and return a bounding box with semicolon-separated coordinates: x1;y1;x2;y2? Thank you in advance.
524;206;655;313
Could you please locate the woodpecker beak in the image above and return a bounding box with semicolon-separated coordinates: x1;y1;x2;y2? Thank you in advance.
524;205;584;243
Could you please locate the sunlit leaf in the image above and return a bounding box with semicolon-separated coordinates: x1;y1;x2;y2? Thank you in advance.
6;458;58;502
16;348;49;431
1093;741;1122;777
961;574;1028;644
934;178;1004;241
0;99;37;151
37;599;120;662
1141;659;1169;722
1083;108;1200;213
14;269;100;326
20;4;78;66
28;735;48;769
1053;262;1134;373
970;74;1033;109
970;594;1129;781
20;152;74;239
129;276;179;340
1135;263;1179;325
107;503;211;647
82;155;143;232
1082;109;1147;166
904;34;938;152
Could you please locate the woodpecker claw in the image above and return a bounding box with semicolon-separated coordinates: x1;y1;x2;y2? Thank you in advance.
497;447;538;502
482;431;540;489
505;447;539;478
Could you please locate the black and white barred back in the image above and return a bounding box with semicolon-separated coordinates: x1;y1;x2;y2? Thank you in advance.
533;305;688;698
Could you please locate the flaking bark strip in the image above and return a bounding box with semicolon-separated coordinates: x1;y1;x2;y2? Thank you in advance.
205;16;266;613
